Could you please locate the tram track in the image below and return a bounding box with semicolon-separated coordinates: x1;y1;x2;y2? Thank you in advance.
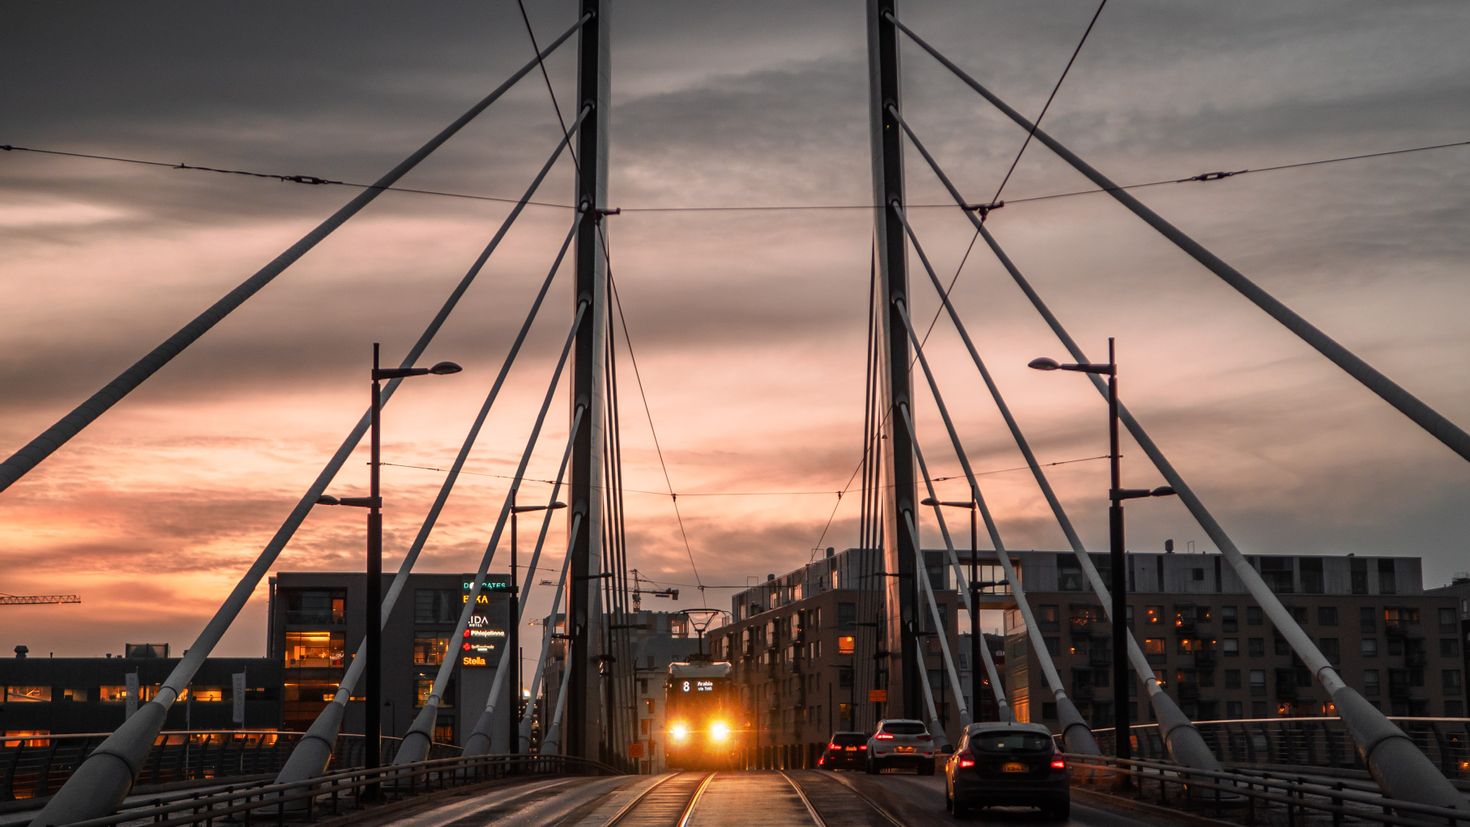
786;770;908;827
606;770;716;827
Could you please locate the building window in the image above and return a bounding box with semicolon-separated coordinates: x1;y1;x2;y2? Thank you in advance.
1360;606;1376;632
60;687;89;702
1145;605;1164;625
1259;557;1294;594
1300;558;1324;595
1248;638;1265;658
284;630;346;668
1441;638;1460;658
1225;670;1241;689
1249;670;1267;696
1317;606;1337;626
1222;638;1239;656
1226;701;1244;718
1274;633;1290;656
1440;608;1458;633
413;636;450;666
283;588;346;625
1039;605;1059;630
1247;606;1264;626
1058;557;1084;591
1361;638;1378;657
414;589;458;624
1377;559;1396;595
1361;671;1380;698
98;685;129;703
1221;606;1238;632
185;687;225;702
1350;557;1368;595
1044;637;1060;656
1319;638;1339;663
433;722;455;744
4;686;51;703
1445;671;1463;693
1143;638;1165;657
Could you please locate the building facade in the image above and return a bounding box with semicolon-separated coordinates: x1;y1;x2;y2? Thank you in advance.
1425;574;1470;713
0;644;280;739
995;551;1465;730
707;547;963;769
267;571;511;745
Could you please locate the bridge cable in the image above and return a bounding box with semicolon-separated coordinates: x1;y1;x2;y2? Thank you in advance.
893;201;1221;766
0;17;586;498
32;110;588;824
274;216;582;783
465;410;585;755
394;301;589;766
894;109;1460;800
912;0;1107;357
889;12;1470;464
895;298;1099;754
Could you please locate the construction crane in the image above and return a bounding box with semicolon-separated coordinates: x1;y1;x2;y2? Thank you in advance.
0;593;81;605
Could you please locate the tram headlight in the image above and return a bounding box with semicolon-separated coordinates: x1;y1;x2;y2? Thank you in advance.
670;722;690;743
709;720;731;743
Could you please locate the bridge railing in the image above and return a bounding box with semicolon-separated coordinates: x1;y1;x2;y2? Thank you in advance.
63;752;620;826
1091;718;1470;781
1066;753;1470;825
0;730;462;802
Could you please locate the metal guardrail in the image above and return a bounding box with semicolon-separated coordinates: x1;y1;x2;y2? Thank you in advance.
1066;753;1470;826
65;752;620;826
1091;718;1470;781
0;730;462;801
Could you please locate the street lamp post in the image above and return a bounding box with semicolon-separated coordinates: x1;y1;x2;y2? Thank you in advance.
921;497;982;721
510;499;566;755
317;343;460;800
1029;338;1174;773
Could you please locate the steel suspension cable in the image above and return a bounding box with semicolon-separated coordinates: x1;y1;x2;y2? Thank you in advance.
31;111;588;825
894;299;1098;754
464;408;586;756
0;17;586;497
892;121;1461;801
889;13;1470;464
892;193;1222;761
393;301;589;765
274;217;581;783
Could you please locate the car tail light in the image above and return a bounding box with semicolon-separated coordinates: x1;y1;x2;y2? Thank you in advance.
859;744;867;750
818;756;825;766
875;732;894;740
957;750;975;769
1050;757;1067;770
828;742;839;751
918;734;932;741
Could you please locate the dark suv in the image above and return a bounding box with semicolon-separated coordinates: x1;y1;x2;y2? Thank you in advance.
817;731;869;770
944;722;1069;818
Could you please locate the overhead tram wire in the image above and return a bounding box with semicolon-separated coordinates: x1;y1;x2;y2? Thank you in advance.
7;138;1466;216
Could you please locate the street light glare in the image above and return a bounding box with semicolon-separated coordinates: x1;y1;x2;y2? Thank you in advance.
1028;357;1060;371
428;361;462;375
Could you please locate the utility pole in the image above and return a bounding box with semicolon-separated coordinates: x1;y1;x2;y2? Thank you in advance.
567;0;609;761
867;0;921;722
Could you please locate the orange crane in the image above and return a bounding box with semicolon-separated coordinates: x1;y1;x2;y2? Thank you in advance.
0;593;80;605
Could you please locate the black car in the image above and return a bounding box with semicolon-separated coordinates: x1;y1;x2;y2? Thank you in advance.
817;731;869;770
944;722;1069;819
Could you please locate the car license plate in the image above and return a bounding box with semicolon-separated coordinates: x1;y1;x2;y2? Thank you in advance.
845;746;857;751
1002;761;1028;773
896;746;915;753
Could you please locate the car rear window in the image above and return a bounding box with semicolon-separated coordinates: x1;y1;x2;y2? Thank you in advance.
970;731;1052;753
881;722;928;735
832;733;867;745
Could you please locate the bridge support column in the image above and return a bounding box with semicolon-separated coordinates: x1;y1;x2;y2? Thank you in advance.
867;0;922;724
568;0;610;762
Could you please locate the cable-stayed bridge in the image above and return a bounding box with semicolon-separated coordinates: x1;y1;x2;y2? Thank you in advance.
2;1;1469;824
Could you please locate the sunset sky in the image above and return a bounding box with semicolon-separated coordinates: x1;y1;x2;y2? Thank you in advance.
2;1;1468;660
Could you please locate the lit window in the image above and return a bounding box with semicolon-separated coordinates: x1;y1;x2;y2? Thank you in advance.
98;685;130;703
412;636;450;666
4;686;51;703
284;631;346;668
1143;638;1165;655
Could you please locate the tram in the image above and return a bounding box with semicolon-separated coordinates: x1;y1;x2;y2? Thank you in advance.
663;657;743;769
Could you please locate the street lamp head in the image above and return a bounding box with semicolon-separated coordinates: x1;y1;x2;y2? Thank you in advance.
428;361;462;376
1150;485;1177;498
549;501;568;511
920;497;939;506
1028;357;1061;371
316;495;340;506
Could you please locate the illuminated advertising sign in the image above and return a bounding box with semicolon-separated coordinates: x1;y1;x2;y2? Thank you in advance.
460;575;509;668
